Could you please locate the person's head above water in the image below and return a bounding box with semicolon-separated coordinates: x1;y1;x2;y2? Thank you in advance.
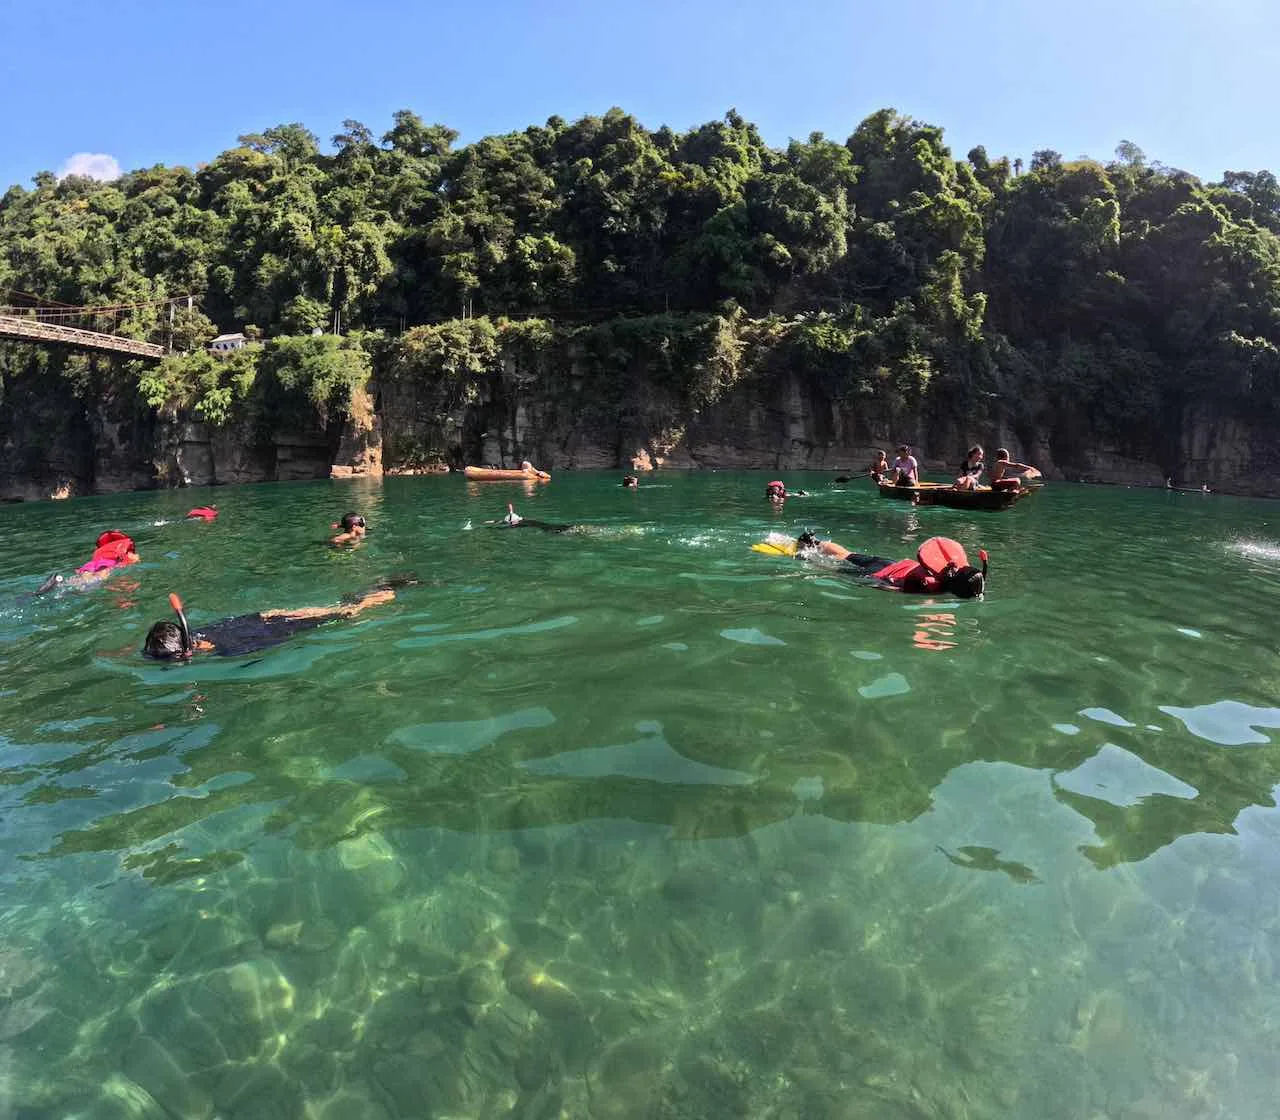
622;475;638;488
143;593;195;660
340;512;367;534
143;620;190;660
944;565;985;599
766;480;786;498
796;530;820;550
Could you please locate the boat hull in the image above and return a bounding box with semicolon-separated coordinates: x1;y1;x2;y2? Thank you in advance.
877;481;1033;511
463;466;551;482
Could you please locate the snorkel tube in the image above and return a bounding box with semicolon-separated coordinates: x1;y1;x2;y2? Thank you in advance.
168;592;193;658
978;549;989;578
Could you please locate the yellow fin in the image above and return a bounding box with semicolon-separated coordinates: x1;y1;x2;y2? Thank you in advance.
752;539;797;557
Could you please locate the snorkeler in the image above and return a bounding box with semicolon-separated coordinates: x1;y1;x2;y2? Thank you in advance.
186;506;218;521
35;530;141;596
330;512;367;546
141;579;415;661
765;480;809;501
791;531;987;598
486;504;575;533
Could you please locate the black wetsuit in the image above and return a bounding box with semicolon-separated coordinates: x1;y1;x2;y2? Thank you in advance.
843;553;893;575
496;519;575;533
195;612;336;657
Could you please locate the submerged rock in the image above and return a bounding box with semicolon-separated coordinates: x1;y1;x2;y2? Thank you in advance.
122;1036;213;1120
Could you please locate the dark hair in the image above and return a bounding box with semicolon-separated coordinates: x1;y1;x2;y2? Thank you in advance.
143;620;188;660
797;530;820;549
945;566;985;599
967;445;983;458
341;513;367;532
994;447;1010;460
897;444;910;453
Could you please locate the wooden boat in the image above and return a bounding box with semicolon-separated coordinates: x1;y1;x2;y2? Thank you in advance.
877;480;1034;511
463;465;551;482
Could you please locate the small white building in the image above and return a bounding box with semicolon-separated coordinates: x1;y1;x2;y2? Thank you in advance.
208;332;247;354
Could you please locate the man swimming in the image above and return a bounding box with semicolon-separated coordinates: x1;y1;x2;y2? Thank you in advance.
794;531;987;598
330;512;367;546
486;504;575;533
35;531;140;596
142;581;412;660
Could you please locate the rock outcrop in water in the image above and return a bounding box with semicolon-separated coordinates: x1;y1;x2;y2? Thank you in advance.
3;315;1278;499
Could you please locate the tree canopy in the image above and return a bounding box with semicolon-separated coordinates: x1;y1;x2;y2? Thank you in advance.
2;105;1279;462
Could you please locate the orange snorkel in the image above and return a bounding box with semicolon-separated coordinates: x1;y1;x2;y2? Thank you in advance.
169;592;193;658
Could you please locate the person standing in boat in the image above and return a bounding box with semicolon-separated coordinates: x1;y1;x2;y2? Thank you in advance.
891;445;919;486
953;445;985;491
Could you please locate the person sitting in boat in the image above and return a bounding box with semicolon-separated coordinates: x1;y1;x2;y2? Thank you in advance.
891;445;919;486
331;512;367;546
794;531;987;598
868;450;889;481
953;445;985;491
142;582;413;661
988;449;1038;489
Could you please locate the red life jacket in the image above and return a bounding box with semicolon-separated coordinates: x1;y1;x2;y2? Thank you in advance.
186;507;217;521
871;537;970;593
78;531;136;573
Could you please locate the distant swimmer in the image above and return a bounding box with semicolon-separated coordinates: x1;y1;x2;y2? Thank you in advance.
330;512;367;546
36;530;140;595
622;475;639;488
186;506;218;521
768;531;987;598
765;480;809;501
142;580;415;661
487;503;575;533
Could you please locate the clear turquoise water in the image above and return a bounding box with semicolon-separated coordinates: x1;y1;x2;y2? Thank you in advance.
2;473;1280;1118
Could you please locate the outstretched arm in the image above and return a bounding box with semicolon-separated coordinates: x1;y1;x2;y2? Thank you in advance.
263;588;395;623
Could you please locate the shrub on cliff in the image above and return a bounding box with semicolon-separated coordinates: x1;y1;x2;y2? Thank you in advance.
260;334;373;425
136;347;259;426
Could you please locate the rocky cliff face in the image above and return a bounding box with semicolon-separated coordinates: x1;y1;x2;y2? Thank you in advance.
2;340;1278;500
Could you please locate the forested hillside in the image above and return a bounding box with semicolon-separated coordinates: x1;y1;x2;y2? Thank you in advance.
3;107;1279;495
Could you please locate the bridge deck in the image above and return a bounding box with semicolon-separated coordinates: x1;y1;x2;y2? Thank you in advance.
0;314;165;359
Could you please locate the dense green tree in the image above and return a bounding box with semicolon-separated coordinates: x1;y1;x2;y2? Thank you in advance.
2;104;1279;468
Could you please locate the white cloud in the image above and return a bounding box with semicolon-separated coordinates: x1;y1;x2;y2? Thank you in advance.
57;153;122;181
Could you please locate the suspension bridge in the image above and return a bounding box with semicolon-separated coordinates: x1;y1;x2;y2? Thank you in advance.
0;291;202;361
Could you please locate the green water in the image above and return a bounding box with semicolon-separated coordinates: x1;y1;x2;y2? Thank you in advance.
2;473;1280;1118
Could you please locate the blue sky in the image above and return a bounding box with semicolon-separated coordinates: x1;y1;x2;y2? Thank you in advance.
2;0;1277;188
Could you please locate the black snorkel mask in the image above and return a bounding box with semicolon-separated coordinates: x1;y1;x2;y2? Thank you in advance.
169;592;194;659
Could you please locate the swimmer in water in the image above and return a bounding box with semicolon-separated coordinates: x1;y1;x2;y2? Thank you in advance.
141;579;415;660
486;504;575;533
622;475;639;488
35;531;141;596
331;512;367;546
794;530;987;598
